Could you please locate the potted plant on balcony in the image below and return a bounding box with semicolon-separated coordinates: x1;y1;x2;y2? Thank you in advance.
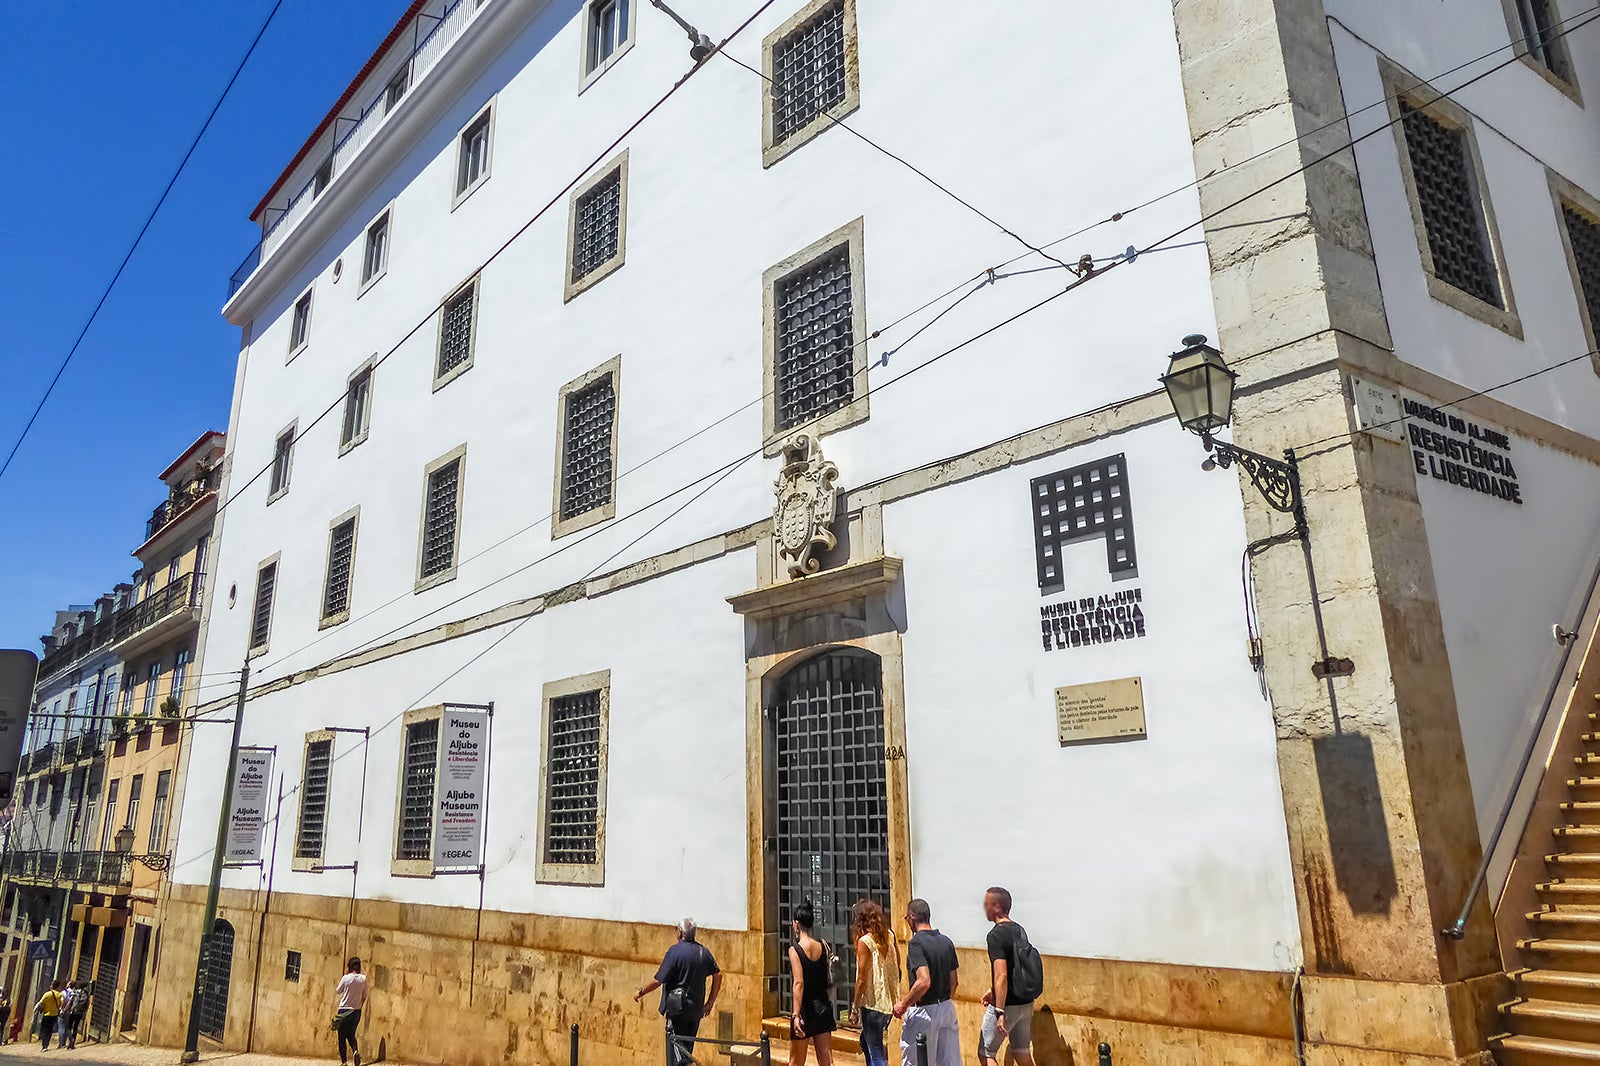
158;695;181;719
110;715;129;739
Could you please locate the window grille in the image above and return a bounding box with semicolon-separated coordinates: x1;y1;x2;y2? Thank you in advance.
571;170;622;283
362;213;390;284
1516;0;1573;82
250;561;277;651
1565;204;1600;336
588;0;629;71
148;770;171;852
290;292;312;352
285;950;302;983
436;282;476;380
420;460;461;578
341;369;372;447
771;0;848;146
270;430;294;496
1031;454;1138;589
296;738;333;860
775;244;854;430
322;519;357;621
543;691;602;866
457;113;491;194
1400;101;1501;307
560;378;616;520
397;718;439;861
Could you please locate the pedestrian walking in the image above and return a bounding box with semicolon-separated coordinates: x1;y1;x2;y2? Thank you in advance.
786;900;836;1066
850;899;899;1066
979;887;1043;1066
64;981;88;1049
633;918;723;1066
55;984;76;1049
332;957;368;1066
35;980;61;1051
891;899;959;1066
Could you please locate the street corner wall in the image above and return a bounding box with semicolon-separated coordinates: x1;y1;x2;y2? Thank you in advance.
1400;393;1600;845
881;421;1303;973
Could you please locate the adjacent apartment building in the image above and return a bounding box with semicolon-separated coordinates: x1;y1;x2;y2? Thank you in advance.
154;0;1600;1062
0;433;225;1043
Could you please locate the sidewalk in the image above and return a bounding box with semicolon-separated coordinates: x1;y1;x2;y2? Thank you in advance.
0;1041;335;1066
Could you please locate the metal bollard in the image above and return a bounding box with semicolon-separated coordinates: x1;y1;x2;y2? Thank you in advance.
1098;1041;1112;1066
569;1023;579;1066
760;1031;771;1066
916;1032;929;1066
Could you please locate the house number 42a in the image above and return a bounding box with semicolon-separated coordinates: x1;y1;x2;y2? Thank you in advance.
884;745;906;762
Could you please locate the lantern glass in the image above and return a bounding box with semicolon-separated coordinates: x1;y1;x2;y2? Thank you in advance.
1161;342;1236;434
114;825;134;855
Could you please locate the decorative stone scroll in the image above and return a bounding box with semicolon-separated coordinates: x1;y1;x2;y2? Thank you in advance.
774;434;840;579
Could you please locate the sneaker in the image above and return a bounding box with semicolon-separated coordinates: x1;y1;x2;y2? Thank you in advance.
354;1054;362;1066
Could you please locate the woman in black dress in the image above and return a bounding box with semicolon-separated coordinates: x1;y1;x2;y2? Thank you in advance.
787;900;836;1066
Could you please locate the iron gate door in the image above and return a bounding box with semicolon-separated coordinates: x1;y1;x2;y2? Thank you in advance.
196;919;234;1042
772;649;890;1022
90;926;121;1041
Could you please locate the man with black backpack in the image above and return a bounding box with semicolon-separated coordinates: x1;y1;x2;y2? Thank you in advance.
980;887;1042;1066
636;918;722;1065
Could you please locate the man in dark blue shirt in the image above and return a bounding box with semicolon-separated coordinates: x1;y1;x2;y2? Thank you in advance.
635;918;722;1065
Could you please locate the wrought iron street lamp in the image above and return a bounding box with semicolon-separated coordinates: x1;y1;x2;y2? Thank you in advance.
114;825;171;873
1161;335;1308;537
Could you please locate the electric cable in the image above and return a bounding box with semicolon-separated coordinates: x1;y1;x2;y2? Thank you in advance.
0;0;289;483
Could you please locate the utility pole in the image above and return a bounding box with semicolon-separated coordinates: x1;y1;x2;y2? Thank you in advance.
180;658;248;1063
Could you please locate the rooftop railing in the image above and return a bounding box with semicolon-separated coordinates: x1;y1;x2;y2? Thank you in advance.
145;466;219;542
228;0;486;298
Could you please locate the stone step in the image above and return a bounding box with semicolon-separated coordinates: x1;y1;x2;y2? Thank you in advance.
1520;940;1600;973
758;1018;862;1058
1496;1032;1600;1063
1530;911;1600;933
1575;756;1600;771
1539;882;1600;904
1516;970;1600;1007
732;1035;867;1066
1567;778;1600;794
1504;998;1600;1043
1563;804;1600;826
1547;855;1600;873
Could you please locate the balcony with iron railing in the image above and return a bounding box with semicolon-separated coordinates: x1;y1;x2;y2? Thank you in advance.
229;0;488;297
36;613;118;680
110;571;201;659
144;466;220;544
5;849;132;889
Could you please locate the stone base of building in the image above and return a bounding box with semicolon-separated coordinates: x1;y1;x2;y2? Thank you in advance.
145;884;1502;1064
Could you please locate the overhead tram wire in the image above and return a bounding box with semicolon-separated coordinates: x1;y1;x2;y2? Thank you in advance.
0;0;289;484
244;3;1600;686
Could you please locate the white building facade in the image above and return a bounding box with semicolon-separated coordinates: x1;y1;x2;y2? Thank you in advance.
153;0;1600;1062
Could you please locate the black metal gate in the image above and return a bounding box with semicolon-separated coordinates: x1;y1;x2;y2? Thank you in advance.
196;919;234;1042
771;649;889;1022
89;926;121;1041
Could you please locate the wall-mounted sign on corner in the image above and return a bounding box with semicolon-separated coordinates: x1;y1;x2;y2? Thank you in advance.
1349;376;1406;443
1403;396;1523;505
1031;453;1148;652
1055;676;1147;745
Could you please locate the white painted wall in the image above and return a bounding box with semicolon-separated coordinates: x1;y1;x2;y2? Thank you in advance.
177;0;1305;974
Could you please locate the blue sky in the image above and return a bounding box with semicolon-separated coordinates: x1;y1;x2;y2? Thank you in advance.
0;2;403;652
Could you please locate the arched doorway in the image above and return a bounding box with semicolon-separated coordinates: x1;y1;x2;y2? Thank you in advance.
196;919;234;1042
769;649;890;1020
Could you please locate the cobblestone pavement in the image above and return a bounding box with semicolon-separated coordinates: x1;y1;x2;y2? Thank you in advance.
0;1040;338;1066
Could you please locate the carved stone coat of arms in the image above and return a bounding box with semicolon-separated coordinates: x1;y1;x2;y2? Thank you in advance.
773;434;840;579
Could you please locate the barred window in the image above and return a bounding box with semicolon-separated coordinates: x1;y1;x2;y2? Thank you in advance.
1399;101;1502;308
775;244;855;430
249;559;277;652
295;737;333;861
419;452;463;582
1514;0;1574;84
571;169;622;285
321;516;358;623
269;427;294;499
289;290;312;354
396;717;439;862
436;280;477;383
1562;200;1600;344
771;0;848;146
285;950;302;983
560;377;616;521
543;691;603;867
362;211;390;286
341;366;373;449
456;109;492;197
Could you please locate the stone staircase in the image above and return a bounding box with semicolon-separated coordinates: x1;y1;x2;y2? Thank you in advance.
1495;704;1600;1062
726;1018;867;1066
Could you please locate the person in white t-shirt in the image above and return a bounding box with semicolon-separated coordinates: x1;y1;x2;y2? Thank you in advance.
333;957;369;1066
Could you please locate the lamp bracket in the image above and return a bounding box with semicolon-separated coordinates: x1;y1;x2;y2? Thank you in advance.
1201;433;1308;535
129;853;171;872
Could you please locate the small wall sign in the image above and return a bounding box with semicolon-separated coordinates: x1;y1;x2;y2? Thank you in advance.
1054;676;1147;745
